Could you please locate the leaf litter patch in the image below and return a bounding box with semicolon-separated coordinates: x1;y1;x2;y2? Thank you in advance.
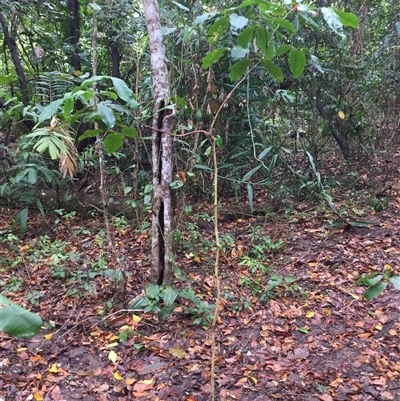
1;192;400;400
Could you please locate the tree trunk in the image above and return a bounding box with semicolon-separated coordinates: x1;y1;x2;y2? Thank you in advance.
0;13;28;105
306;91;351;159
143;0;175;284
68;0;81;70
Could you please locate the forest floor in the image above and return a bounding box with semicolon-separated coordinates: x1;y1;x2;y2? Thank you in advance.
1;152;400;401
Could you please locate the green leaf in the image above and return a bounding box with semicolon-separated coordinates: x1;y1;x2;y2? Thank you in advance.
321;7;345;38
39;99;63;123
0;294;42;337
0;75;14;84
299;326;309;334
79;128;103;141
365;275;383;286
110;77;138;109
255;26;267;53
230;13;248;30
364;282;387;300
266;42;275;60
98;103;115;128
275;18;295;33
230;59;252;81
202;48;228;69
276;44;293;56
289;49;306;78
208;16;229;45
332;8;359;28
241;164;261;182
63;97;74;118
163;287;179;306
231;45;249;60
104;132;124;153
238;26;255;48
389;276;400;290
262;60;284;82
146;284;161;299
18;208;29;234
121;127;137;139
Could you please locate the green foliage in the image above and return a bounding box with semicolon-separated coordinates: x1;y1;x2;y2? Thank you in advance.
355;266;400;300
0;294;42;337
369;197;388;213
130;285;214;325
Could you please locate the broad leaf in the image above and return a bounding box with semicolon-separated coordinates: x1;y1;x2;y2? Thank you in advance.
389;276;400;290
39;99;63;123
332;8;359;28
122;127;137;139
110;77;138;109
262;60;284;82
230;59;252;81
231;45;249;60
275;18;295;33
238;26;255;48
364;282;387;300
0;294;42;337
255;26;267;53
208;16;229;44
230;13;248;30
289;49;306;78
79;128;103;141
321;7;345;38
98;103;115;128
202;48;227;69
104;132;124;153
276;44;293;56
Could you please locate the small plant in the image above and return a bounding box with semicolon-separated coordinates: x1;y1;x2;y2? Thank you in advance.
355;265;400;299
1;276;25;292
369;197;388;213
111;216;129;231
129;285;214;325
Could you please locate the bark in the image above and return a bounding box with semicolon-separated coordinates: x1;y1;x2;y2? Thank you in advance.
0;13;28;105
143;0;175;284
111;41;121;78
306;91;351;159
68;0;81;70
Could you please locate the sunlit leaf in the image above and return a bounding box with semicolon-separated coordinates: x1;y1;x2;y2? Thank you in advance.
332;8;359;28
390;276;400;290
202;48;227;69
170;347;186;358
108;350;118;363
321;7;345;38
231;45;249;60
208;16;229;45
114;371;123;380
230;13;248;30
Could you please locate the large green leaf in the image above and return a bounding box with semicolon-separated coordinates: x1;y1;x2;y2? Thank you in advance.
321;7;345;38
202;48;227;69
364;282;387;300
0;294;42;337
38;99;63;123
230;59;252;81
104;132;124;153
255;26;267;54
208;16;229;44
332;8;359;28
238;26;255;48
262;60;284;82
289;49;306;78
110;77;138;109
97;103;116;128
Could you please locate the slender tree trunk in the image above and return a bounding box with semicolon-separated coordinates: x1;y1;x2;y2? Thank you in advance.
143;0;175;284
69;0;81;70
306;90;351;159
0;13;28;105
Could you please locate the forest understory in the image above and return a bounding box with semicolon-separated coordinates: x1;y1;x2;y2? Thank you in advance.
1;150;400;401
